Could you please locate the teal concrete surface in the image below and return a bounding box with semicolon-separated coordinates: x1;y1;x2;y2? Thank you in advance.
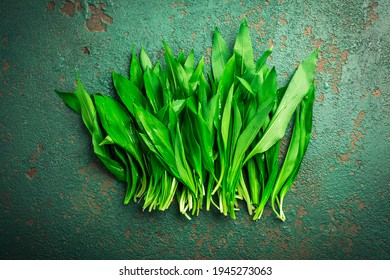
0;0;389;259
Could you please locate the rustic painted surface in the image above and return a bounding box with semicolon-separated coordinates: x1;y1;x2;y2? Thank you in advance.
0;0;389;259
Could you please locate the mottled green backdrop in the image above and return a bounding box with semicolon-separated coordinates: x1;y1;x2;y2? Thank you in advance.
0;0;389;259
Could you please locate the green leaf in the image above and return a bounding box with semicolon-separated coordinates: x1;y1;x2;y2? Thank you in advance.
186;95;198;115
162;41;189;96
94;94;143;166
126;153;140;202
274;82;315;221
221;84;234;152
212;27;230;83
55;23;318;220
246;49;318;159
113;146;132;204
198;75;211;107
271;111;302;221
140;47;153;71
139;133;159;155
96;153;126;182
300;82;315;151
236;76;254;95
253;141;280;220
130;48;143;90
144;68;163;112
174;123;196;194
205;91;220;133
177;50;186;65
257;67;277;105
99;135;114;146
172;99;187;114
134;104;177;176
112;71;147;116
55;90;81;114
195;107;215;173
247;65;269;95
184;50;195;80
242;94;257;129
241;68;276;129
75;72;96;135
153;61;163;76
234;18;255;75
182;113;202;179
228;93;276;187
247;157;261;206
255;47;273;71
231;100;242;158
163;41;179;90
189;56;205;93
74;72;126;182
217;54;236;105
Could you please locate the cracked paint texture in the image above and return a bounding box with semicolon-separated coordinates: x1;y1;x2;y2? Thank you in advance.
0;0;389;259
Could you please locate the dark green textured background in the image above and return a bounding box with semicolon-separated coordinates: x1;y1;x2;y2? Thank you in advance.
0;0;389;259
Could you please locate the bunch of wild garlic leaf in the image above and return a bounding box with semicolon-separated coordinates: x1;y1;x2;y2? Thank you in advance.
56;19;318;221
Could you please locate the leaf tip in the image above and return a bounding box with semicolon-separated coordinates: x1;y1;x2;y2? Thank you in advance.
313;47;320;58
74;68;80;81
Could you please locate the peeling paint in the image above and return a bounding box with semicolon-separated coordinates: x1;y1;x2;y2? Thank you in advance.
171;2;185;8
365;1;379;28
29;144;44;163
59;0;83;18
250;19;266;37
295;206;308;230
314;42;348;94
338;110;366;165
2;59;10;72
372;88;381;97
279;13;287;25
61;0;78;18
55;1;112;32
304;25;312;36
268;38;275;49
26;168;37;180
317;92;324;102
82;47;91;55
353;111;365;128
86;3;113;32
316;57;327;73
47;1;56;11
